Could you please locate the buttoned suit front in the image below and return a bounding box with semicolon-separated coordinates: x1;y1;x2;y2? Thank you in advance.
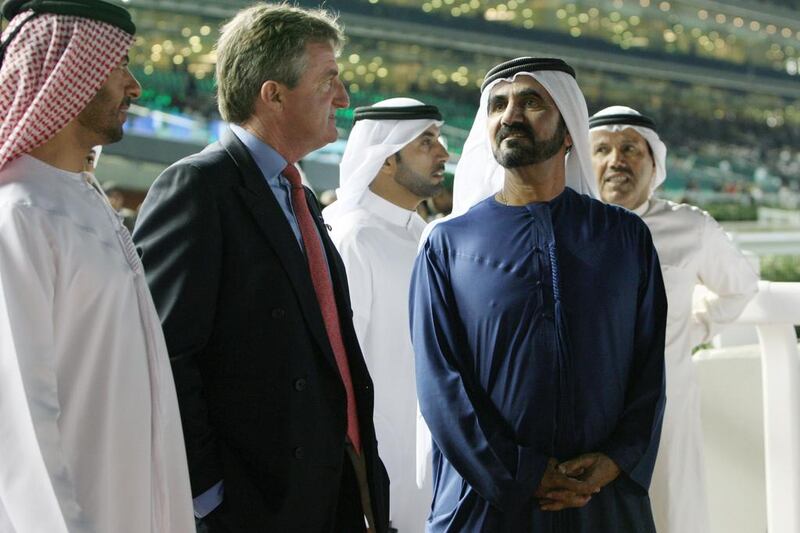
133;128;390;533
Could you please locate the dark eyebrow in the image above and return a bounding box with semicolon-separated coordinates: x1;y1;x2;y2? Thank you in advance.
515;88;543;100
488;94;508;106
488;87;544;107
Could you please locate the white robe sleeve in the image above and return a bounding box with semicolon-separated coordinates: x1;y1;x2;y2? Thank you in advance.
335;231;374;348
415;401;432;489
690;212;759;347
0;205;89;532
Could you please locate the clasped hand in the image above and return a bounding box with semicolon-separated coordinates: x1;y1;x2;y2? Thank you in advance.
533;453;620;512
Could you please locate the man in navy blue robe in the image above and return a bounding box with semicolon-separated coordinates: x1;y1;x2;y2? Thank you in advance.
410;57;667;532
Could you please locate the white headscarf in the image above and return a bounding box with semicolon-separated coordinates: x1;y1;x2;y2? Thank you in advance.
450;69;598;218
589;105;667;193
322;97;443;223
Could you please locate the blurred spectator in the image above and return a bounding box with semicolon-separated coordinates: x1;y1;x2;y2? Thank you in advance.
83;146;100;174
102;181;138;232
319;188;337;207
430;186;453;217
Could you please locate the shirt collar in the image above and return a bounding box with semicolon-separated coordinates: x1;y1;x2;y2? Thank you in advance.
229;124;287;183
360;189;426;232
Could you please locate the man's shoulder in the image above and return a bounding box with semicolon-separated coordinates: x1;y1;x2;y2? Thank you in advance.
425;209;476;246
420;205;496;261
0;181;50;223
169;141;231;170
136;142;237;226
0;158;77;216
436;196;495;230
566;189;650;236
154;141;234;187
0;165;100;246
330;207;386;252
0;175;41;206
653;198;711;223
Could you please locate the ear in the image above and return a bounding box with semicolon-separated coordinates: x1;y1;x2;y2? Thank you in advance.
375;154;398;180
383;153;398;170
564;131;573;153
259;80;284;109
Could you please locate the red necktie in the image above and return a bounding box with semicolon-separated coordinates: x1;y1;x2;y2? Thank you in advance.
283;164;361;454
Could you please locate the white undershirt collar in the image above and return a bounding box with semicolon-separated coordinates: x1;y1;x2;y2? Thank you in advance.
633;199;651;217
361;189;426;232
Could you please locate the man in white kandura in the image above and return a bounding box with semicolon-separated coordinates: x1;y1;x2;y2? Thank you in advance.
0;1;193;531
323;98;449;533
589;105;759;533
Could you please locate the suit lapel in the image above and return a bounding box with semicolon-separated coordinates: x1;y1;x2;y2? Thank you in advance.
220;128;338;372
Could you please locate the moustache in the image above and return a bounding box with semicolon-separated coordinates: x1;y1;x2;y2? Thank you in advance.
604;166;633;178
496;124;535;144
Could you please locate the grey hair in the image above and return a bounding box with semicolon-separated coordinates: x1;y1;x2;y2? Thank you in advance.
215;3;344;124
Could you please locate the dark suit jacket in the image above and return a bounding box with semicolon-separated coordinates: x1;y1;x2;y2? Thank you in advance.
133;128;390;532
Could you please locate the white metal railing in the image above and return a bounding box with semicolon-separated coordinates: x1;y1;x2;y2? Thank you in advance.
733;280;800;533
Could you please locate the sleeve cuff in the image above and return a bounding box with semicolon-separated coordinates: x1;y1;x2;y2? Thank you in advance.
601;439;640;481
494;445;549;512
601;441;655;492
193;480;224;518
516;445;549;488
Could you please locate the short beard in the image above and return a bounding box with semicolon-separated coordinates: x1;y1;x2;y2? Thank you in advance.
394;154;445;199
76;92;127;145
492;119;568;169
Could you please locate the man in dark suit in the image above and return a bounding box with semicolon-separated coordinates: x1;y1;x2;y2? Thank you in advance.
132;4;390;532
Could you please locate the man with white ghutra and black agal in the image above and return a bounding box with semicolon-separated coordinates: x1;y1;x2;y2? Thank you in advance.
590;105;759;533
324;98;449;533
410;57;667;532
